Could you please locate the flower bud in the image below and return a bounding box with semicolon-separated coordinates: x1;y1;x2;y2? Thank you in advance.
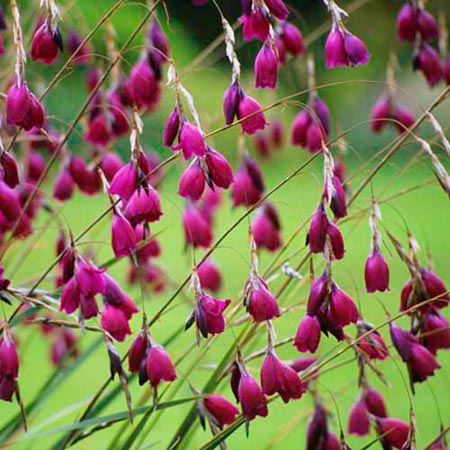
423;310;450;354
255;41;279;89
111;213;137;258
0;152;20;188
223;82;241;125
197;259;222;293
294;315;321;353
67;29;91;65
348;400;370;436
101;304;132;342
413;44;442;87
204;394;239;427
246;277;280;322
238;373;268;420
194;293;230;337
75;258;106;297
308;204;328;254
30;23;63;64
124;186;163;225
327;176;347;219
53;167;74;201
329;286;359;327
205;149;234;189
291;110;311;147
242;8;270;42
376;417;409;449
370;96;392;133
146;344;177;388
237;94;267;135
108;163;137;201
364;250;389;293
128;332;148;373
100;152;123;182
251;203;282;251
416;8;439;42
264;0;289;21
173;121;206;159
183;203;213;248
0;328;19;402
363;388;387;418
397;1;417;42
306;403;328;450
163;108;181;147
178;160;205;201
393;106;415;133
127;59;161;111
281;22;305;56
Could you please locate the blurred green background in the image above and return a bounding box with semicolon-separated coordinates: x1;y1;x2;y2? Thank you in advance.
1;0;450;449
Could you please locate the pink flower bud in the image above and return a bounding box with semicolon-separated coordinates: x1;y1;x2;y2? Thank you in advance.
75;257;106;297
127;59;161;111
306;403;328;450
261;352;305;403
85;114;111;148
231;157;265;207
397;1;417;42
308;204;328;254
237;94;267;135
205;149;234;189
0;329;19;402
365;250;389;293
363;387;387;418
358;330;388;360
60;277;80;314
101;304;132;342
422;268;450;309
393;106;415;133
252;203;282;251
327;222;345;260
30;23;63;64
204;394;239;427
294;315;321;353
370;96;392;133
27;150;46;184
163;108;181;147
124;186;163;225
325;432;341;450
108;162;137;201
307;272;329;315
0;152;20;188
255;40;279;89
246;277;280;322
414;44;442;87
348;400;370;436
417;8;439;42
329;286;359;327
238;373;268;420
376;417;409;449
6;84;44;131
149;18;170;60
146;344;177;388
173;121;207;159
0;180;22;221
325;28;370;68
195;294;231;337
326;176;347;219
53;167;74;201
183;203;213;248
281;22;305;56
270;120;284;148
51;329;79;366
242;9;270;42
111;213;137;258
128;332;148;373
178;160;205;201
197;259;222;293
423;310;450;354
291;110;311;147
290;356;318;375
223;82;241;125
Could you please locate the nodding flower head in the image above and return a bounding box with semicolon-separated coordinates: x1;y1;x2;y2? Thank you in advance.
30;23;63;65
203;394;239;428
149;18;170;61
251;203;282;252
376;417;410;449
280;22;305;57
53;167;74;202
260;351;306;403
422;310;450;354
325;26;370;69
6;83;44;131
264;0;289;21
0;328;19;402
146;343;177;388
416;7;439;42
178;160;205;201
101;304;132;342
328;285;359;328
75;257;106;297
413;44;442;87
245;276;280;322
363;387;387;418
205;148;234;190
255;40;279;90
237;94;268;135
307;271;329;316
163;107;181;147
182;202;213;249
365;250;390;293
357;328;388;360
397;1;417;42
307;203;328;254
238;372;268;420
242;7;270;42
306;403;328;450
124;186;163;226
193;292;230;338
128;331;148;374
172;121;206;159
197;259;222;293
295;314;321;353
108;162;137;202
101;152;123;183
223;81;241;125
0;152;20;188
325;175;347;219
127;59;161;112
348;399;370;436
66;29;91;65
370;96;392;133
231;157;265;207
111;213;137;258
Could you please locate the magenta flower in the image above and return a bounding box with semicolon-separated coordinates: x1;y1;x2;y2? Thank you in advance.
280;22;305;57
75;257;106;297
146;344;177;388
308;204;328;254
358;330;388;360
393;105;415;133
376;417;410;449
327;222;345;260
101;304;132;342
423;310;450;354
348;400;370;436
232;157;265;207
251;203;282;251
101;153;123;182
172;121;206;159
255;41;279;89
194;293;231;337
163;108;181;147
264;0;289;20
197;259;222;293
416;7;439;42
30;23;63;64
363;387;387;418
365;250;390;293
66;29;91;65
237;94;267;135
111;213;137;258
53;167;74;201
307;272;329;316
183;203;213;248
245;277;280;322
124;186;163;225
326;175;347;219
414;44;442;87
223;81;241;125
325;27;370;68
397;1;417;42
0;152;20;188
242;9;270;42
260;351;305;403
205;149;234;189
6;83;44;131
108;163;137;201
127;59;161;111
306;403;328;450
204;394;239;427
370;96;392;133
128;332;148;374
238;373;268;420
329;286;359;328
291;110;311;147
51;329;79;366
0;180;23;221
178;160;205;201
0;328;19;402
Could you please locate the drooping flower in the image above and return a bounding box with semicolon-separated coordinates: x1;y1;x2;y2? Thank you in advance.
0;327;19;402
376;417;410;449
6;83;44;131
172;121;207;159
194;293;231;338
111;213;137;258
237;94;267;135
294;315;321;353
238;372;268;420
254;40;279;89
197;259;222;293
30;23;63;64
348;399;370;436
231;157;265;207
413;44;442;87
146;344;177;388
251;203;282;251
364;250;390;293
178;159;206;201
203;394;239;428
245;276;280;322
